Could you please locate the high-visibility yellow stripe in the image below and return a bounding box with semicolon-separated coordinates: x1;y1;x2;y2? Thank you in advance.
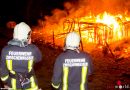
28;60;38;90
1;75;9;81
11;78;16;89
28;60;33;72
63;66;69;90
30;76;38;90
80;66;88;90
6;60;17;89
10;70;15;74
52;83;60;89
6;60;15;74
6;60;13;70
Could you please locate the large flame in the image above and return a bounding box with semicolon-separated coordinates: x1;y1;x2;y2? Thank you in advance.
32;1;130;51
96;12;122;41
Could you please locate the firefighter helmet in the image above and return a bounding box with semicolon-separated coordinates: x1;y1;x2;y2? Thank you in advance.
13;22;31;41
65;31;80;50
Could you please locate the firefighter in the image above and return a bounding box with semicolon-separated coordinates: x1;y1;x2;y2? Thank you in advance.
51;31;93;90
0;22;42;90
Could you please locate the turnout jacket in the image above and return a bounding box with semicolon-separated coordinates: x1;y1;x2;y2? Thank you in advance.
52;50;93;90
0;43;42;90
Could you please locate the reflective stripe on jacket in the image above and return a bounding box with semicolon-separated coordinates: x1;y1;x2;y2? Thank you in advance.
0;44;42;89
52;50;93;90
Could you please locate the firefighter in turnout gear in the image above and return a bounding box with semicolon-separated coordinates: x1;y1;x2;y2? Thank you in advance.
51;31;93;90
0;22;42;90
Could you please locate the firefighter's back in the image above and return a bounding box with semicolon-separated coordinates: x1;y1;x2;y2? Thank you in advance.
59;50;91;90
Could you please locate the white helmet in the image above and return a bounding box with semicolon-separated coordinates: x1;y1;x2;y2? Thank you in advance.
13;22;31;41
65;31;80;50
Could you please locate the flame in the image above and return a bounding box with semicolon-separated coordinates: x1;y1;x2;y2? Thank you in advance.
96;12;117;26
96;12;122;41
32;10;130;51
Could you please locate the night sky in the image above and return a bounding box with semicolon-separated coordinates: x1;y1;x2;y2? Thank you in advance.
0;0;129;26
0;0;68;26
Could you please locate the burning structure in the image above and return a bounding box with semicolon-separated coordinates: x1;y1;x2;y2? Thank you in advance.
32;0;130;53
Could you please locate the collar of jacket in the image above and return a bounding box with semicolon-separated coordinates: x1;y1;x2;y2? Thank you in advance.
8;39;28;47
63;47;80;53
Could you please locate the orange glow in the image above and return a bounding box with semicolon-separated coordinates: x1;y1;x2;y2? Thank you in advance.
96;12;122;41
32;9;130;51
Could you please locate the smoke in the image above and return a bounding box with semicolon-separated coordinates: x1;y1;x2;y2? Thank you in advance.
34;0;130;48
41;0;130;26
78;0;130;15
47;0;130;19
